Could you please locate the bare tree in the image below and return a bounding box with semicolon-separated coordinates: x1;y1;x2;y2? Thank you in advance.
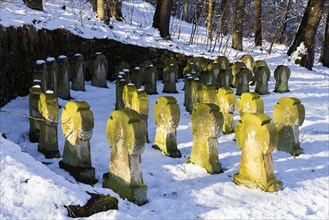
153;0;173;39
254;0;262;47
206;0;213;40
107;0;124;21
97;0;105;20
232;0;245;51
320;9;329;67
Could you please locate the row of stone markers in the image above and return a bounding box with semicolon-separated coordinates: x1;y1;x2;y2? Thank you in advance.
32;52;109;100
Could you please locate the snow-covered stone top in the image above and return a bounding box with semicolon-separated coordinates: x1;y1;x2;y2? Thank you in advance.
128;83;134;86
185;74;191;77
118;72;125;75
123;68;130;72
36;60;46;65
149;64;154;67
46;90;54;94
195;78;199;80
170;63;174;66
95;52;102;55
137;89;144;91
33;79;41;83
58;55;67;59
46;57;55;62
32;85;41;88
135;67;141;70
120;79;126;82
74;53;82;57
214;61;218;63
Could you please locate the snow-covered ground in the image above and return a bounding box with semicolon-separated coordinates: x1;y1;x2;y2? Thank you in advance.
1;0;329;219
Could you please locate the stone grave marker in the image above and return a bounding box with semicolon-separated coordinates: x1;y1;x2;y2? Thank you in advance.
115;75;127;110
153;96;181;158
70;53;85;91
163;64;178;93
46;57;58;96
240;55;254;71
123;84;137;109
33;60;47;92
190;78;203;113
131;89;149;143
131;67;142;89
273;97;305;156
215;56;230;70
195;84;218;106
234;113;283;192
274;65;291;93
91;52;108;88
57;55;71;100
59;101;96;184
231;61;246;88
254;66;271;95
184;75;194;112
252;60;268;85
201;70;214;86
237;92;264;117
188;103;223;174
217;87;236;134
144;64;158;94
29;85;42;143
208;61;220;88
236;68;252;96
103;108;147;205
217;69;232;88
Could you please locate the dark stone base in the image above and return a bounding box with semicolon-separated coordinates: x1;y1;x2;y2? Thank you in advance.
29;132;39;143
103;172;147;206
38;145;60;158
152;144;182;158
59;160;97;185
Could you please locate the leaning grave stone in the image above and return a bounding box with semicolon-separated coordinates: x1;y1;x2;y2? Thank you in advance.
231;61;247;88
144;64;158;95
217;69;232;88
59;101;96;184
215;56;230;70
273;97;305;156
103;108;147;206
240;55;254;71
188;103;223;174
237;92;264;117
163;63;178;93
236;68;252;96
131;89;150;143
217;87;236;134
195;84;218;106
29;85;42;143
33;60;47;92
254;66;271;95
234;113;283;192
46;57;58;96
91;52;108;88
71;53;86;91
153;96;181;158
57;55;71;100
274;65;291;93
38;91;60;158
123;84;137;109
115;75;127;110
131;67;142;89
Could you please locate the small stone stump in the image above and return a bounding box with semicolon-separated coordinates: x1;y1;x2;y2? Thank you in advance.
236;68;252;96
217;69;232;88
33;60;47;92
29;85;42;142
217;87;236;134
273;97;305;156
123;84;137;109
38;91;60;158
144;65;158;95
57;55;71;100
274;65;291;93
231;62;246;88
46;57;58;96
91;52;108;88
234;113;283;192
163;64;178;93
237;92;264;117
115;76;127;110
153;96;181;158
188;103;223;174
254;66;271;95
103;109;147;206
131;89;149;143
60;101;96;184
131;67;142;89
71;54;86;91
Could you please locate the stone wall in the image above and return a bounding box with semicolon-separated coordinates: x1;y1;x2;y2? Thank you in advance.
0;25;190;107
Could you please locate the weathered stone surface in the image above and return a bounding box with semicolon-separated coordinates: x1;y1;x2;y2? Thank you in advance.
274;65;291;93
190;78;203;113
195;84;218;106
38;91;60;158
123;68;131;84
71;54;85;91
60;101;96;184
114;61;130;76
234;113;283;192
188;103;223;174
184;75;194;112
33;60;47;93
29;85;42;142
183;62;199;79
208;61;220;88
144;65;158;95
201;70;214;86
103;108;147;206
231;62;246;88
24;0;43;11
131;67;142;89
57;55;71;100
115;76;127;110
252;60;268;73
217;69;232;88
254;66;271;95
240;55;254;71
123;84;137;109
153;96;181;158
215;56;230;70
46;57;58;96
163;64;178;93
131;89;149;143
217;87;236;134
273;97;305;156
91;53;108;88
237;92;264;117
236;68;252;96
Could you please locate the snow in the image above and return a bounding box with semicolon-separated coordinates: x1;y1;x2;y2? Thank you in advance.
1;0;329;219
36;60;45;65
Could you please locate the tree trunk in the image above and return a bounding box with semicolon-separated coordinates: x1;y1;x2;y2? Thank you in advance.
23;0;43;11
232;0;245;51
220;0;230;36
184;0;190;22
254;0;262;47
97;0;105;20
91;0;97;12
278;0;292;44
320;11;329;67
206;0;214;40
153;0;173;40
107;0;124;21
287;0;325;70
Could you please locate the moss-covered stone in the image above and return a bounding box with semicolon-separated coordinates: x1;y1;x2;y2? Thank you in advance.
163;64;178;93
91;53;108;88
123;84;137;109
237;92;264;117
57;55;71;100
153;96;181;157
234;113;283;192
273;97;305;156
254;66;271;95
188;103;223;174
207;61;220;87
195;84;218;106
215;56;230;70
60;101;96;184
217;87;236;134
29;85;42;142
115;76;127;110
38;91;60;158
103;108;147;205
240;55;254;71
114;61;130;76
131;89;149;143
183;62;199;79
274;65;291;93
46;57;58;96
217;69;232;89
131;67;142;89
236;68;252;96
201;70;214;86
70;54;85;91
231;62;246;88
33;60;47;93
184;76;194;113
144;65;158;95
